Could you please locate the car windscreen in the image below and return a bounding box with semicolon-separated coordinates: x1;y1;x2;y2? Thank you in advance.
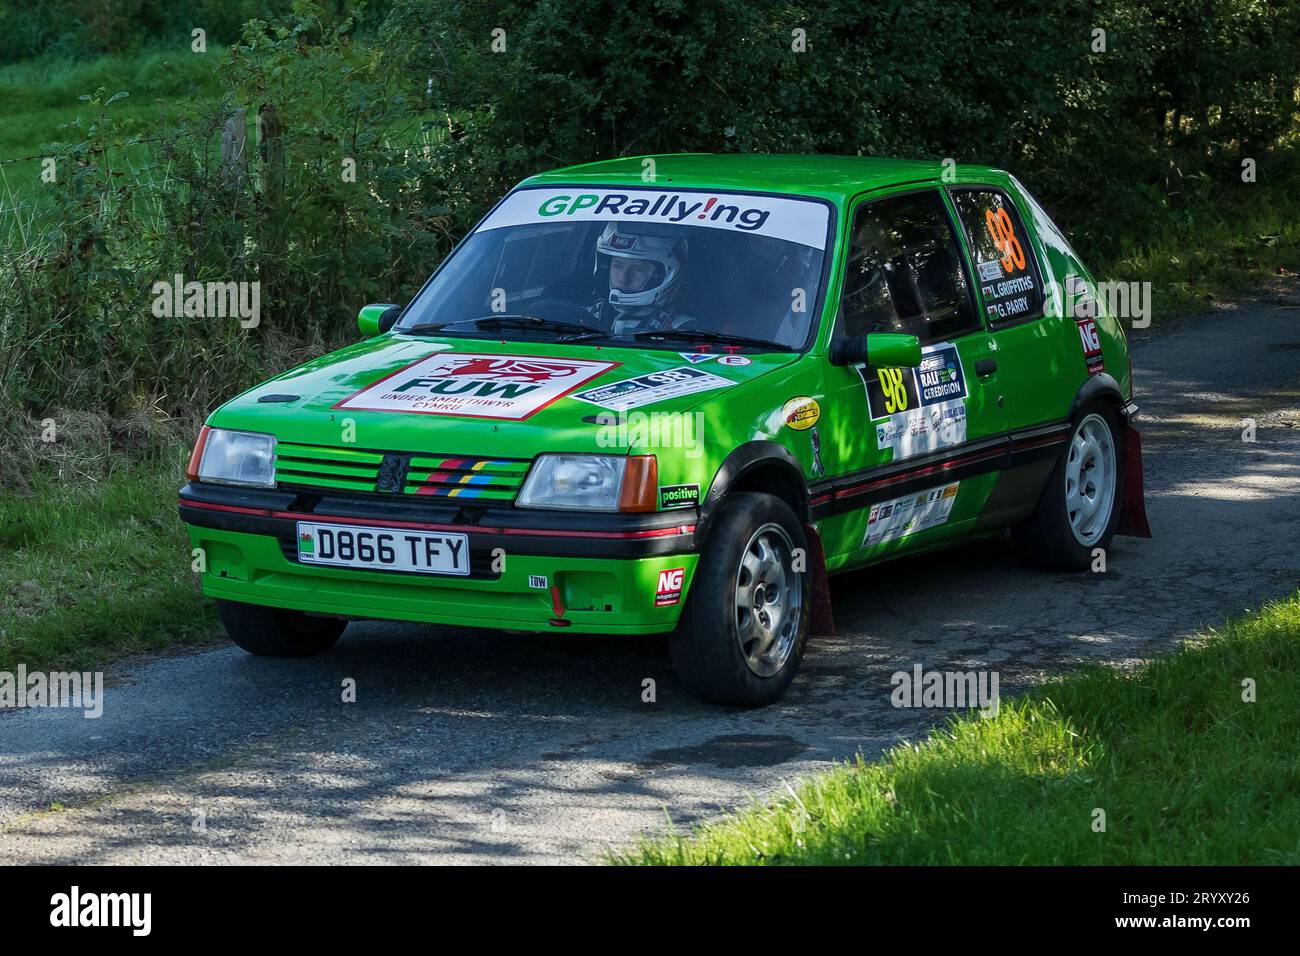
397;187;833;350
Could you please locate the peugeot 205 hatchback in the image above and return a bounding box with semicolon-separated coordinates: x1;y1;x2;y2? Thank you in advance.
180;154;1150;705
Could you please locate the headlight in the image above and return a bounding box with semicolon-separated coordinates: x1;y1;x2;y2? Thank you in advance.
197;428;277;488
518;454;628;511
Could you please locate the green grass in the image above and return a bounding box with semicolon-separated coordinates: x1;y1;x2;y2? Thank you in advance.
617;594;1300;865
0;46;225;209
1099;184;1300;324
0;450;216;673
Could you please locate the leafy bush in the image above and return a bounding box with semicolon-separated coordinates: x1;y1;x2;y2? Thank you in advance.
385;0;1300;257
0;1;449;484
0;0;392;63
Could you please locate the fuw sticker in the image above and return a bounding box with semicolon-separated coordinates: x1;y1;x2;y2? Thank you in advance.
335;353;619;420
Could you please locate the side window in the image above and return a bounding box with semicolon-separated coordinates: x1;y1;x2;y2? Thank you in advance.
838;190;978;344
949;188;1044;326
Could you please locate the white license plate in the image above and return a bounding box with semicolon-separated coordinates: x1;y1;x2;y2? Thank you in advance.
296;522;470;576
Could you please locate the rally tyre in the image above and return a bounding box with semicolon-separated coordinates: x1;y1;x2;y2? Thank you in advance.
1013;401;1124;570
670;492;810;706
217;600;346;657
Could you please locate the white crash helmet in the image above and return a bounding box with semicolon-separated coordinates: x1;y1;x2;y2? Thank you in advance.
596;222;686;310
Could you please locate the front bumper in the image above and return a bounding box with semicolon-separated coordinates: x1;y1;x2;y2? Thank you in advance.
179;483;699;634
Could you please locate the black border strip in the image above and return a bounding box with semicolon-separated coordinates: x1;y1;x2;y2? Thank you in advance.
808;421;1072;519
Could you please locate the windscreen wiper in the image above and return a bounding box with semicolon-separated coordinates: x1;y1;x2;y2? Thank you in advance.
629;328;789;351
404;314;603;337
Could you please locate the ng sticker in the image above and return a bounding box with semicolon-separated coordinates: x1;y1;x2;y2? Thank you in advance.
1077;316;1105;375
655;567;685;606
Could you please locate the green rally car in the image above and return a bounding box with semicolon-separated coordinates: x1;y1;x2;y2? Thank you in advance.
179;154;1150;705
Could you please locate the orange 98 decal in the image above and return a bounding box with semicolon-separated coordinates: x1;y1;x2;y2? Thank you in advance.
954;190;1041;323
985;207;1026;274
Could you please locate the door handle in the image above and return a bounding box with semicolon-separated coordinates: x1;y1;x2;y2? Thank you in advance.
975;358;998;377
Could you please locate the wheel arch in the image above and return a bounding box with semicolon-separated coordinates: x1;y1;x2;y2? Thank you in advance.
1069;372;1127;423
697;441;810;545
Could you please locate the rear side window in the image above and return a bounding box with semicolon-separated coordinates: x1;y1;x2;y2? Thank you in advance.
949;188;1044;326
838;190;978;344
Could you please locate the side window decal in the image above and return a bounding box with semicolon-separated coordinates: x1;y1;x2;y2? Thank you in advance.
950;188;1045;326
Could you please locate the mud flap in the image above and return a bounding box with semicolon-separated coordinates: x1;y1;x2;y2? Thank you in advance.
803;523;836;636
1117;424;1152;538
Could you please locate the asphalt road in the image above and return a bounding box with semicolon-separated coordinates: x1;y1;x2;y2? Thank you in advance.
2;295;1298;864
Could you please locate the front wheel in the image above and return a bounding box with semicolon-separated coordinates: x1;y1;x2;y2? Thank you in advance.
217;600;346;657
1013;402;1124;570
669;493;810;706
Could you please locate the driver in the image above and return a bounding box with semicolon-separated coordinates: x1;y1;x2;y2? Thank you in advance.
590;222;694;335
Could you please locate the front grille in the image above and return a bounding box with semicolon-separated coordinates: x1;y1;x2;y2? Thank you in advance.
275;442;529;502
275;443;385;493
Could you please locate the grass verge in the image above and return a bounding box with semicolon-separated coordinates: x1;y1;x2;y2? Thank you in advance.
616;593;1300;865
0;449;215;673
1093;171;1300;324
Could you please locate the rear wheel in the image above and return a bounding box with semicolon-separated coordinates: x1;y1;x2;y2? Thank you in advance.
669;493;809;705
217;600;346;657
1013;402;1123;569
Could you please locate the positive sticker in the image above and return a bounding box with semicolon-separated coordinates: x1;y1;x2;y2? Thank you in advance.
572;366;732;411
335;352;619;421
659;484;701;509
679;353;717;364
